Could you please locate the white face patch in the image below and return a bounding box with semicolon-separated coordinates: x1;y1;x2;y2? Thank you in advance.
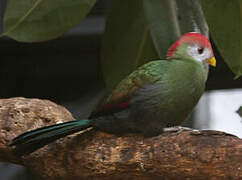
187;44;211;63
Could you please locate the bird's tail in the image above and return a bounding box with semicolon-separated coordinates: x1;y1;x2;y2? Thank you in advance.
10;119;92;156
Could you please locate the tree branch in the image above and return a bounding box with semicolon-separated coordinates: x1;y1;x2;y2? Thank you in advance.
0;97;242;180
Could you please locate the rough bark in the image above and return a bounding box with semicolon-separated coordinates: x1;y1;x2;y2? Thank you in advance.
0;97;242;180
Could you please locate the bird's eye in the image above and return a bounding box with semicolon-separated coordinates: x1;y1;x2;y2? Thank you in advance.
197;47;204;54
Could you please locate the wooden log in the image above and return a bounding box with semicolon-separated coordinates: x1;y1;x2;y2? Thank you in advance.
0;97;242;180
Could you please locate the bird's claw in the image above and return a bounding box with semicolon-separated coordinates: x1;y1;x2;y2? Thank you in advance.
163;126;197;134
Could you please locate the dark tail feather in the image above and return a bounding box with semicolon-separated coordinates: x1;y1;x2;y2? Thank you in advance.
10;119;92;156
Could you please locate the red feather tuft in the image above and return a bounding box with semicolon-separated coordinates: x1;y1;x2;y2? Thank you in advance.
116;101;131;108
167;32;213;58
102;100;131;112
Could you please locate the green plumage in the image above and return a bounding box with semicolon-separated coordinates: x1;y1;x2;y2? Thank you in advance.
90;58;206;137
10;32;214;156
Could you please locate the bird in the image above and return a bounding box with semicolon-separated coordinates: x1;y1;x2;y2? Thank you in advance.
10;32;216;156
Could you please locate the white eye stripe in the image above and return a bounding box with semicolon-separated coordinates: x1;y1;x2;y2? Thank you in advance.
187;44;211;62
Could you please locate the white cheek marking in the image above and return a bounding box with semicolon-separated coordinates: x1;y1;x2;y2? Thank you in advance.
187;45;211;62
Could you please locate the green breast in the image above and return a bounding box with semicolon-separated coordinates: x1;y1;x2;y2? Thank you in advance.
159;59;206;126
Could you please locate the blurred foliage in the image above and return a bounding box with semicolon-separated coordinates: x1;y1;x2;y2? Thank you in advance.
144;0;208;58
101;0;158;91
0;0;241;90
201;0;242;78
3;0;96;42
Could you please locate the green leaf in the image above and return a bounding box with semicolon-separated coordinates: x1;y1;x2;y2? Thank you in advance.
176;0;208;36
201;0;242;77
144;0;208;58
3;0;96;42
101;0;158;91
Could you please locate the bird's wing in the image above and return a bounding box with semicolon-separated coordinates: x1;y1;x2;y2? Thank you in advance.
89;60;166;118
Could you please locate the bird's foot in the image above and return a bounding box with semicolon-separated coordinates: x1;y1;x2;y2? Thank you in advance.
163;126;197;134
